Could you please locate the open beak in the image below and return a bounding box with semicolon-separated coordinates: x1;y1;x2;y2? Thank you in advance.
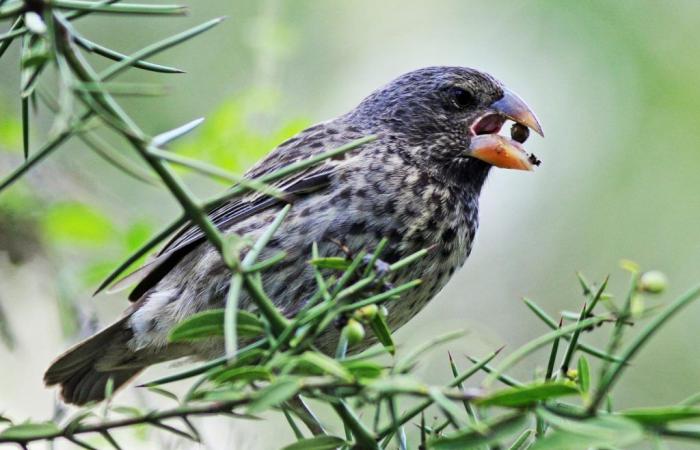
467;88;543;171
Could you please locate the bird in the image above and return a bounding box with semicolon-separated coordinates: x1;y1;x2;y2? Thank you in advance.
44;66;543;405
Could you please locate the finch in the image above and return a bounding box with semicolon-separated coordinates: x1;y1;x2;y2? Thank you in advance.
45;66;543;405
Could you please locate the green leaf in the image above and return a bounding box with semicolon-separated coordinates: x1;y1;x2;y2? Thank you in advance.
680;392;700;406
210;365;271;385
310;257;351;270
484;315;610;387
112;406;143;417
296;352;353;382
168;309;263;342
153;117;204;147
619;406;700;425
147;386;179;402
64;410;96;434
247;377;301;414
522;297;623;363
281;436;348;450
508;429;532;450
371;375;426;395
577;356;590;394
74;81;170;97
0;422;60;440
169;310;224;341
368;310;395;355
236;310;266;337
533;410;644;450
428;413;526;450
224;272;242;360
476;382;579;408
51;0;187;15
21;95;29;160
73;34;183;74
341;360;384;379
593;282;700;410
428;387;467;427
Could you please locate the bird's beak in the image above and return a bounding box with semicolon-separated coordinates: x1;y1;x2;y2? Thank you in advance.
467;88;543;171
491;88;544;137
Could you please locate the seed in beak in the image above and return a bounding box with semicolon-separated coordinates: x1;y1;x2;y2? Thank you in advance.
510;122;530;144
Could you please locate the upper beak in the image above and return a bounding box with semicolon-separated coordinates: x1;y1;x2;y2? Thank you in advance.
491;88;544;137
467;88;543;171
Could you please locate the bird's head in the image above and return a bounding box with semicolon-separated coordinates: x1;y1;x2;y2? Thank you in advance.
349;66;543;183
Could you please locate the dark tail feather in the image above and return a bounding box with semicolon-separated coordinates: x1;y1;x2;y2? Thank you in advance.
44;316;143;406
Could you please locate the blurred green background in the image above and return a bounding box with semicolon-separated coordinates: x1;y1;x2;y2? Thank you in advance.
1;1;699;448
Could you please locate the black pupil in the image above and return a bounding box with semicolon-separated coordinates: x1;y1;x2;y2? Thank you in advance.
451;87;474;108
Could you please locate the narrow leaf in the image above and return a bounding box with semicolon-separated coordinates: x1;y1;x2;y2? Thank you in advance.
594;283;700;408
428;387;467;427
21;95;28;159
247;378;301;414
532;410;643;450
281;436;347;450
224;272;242;360
0;422;60;440
51;0;187;15
508;429;532;450
309;257;351;270
620;406;700;425
169;308;263;342
147;386;179;402
341;360;383;379
577;356;590;394
476;382;579;408
74;34;182;73
522;298;622;363
152;117;204;147
428;413;527;450
367;310;395;355
297;352;353;382
484;315;609;387
210;365;271;385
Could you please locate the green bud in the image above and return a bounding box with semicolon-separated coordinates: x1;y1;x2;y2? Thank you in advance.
354;304;378;321
342;319;365;345
565;369;578;381
640;270;667;294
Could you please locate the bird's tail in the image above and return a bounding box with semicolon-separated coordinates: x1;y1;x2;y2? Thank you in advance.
44;315;144;406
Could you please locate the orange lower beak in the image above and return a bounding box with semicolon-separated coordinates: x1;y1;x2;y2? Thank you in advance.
467;87;543;171
468;134;538;171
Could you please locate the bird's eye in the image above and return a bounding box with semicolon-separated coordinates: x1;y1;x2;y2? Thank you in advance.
448;87;475;109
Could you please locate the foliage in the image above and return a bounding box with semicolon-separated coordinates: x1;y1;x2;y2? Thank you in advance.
1;2;700;450
174;89;311;176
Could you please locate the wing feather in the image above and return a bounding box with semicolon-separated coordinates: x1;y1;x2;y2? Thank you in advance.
98;122;368;301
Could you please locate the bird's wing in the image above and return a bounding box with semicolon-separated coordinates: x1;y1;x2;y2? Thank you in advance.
104;123;366;302
121;164;335;302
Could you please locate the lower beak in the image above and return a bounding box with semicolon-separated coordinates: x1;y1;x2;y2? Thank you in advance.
469;134;538;171
467;88;543;171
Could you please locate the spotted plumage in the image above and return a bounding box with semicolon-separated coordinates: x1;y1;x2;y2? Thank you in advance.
45;66;543;405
